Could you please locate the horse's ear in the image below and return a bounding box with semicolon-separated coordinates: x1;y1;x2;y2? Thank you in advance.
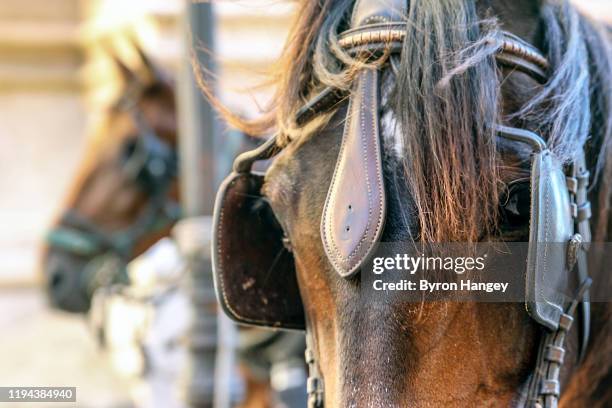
128;33;171;86
104;45;140;85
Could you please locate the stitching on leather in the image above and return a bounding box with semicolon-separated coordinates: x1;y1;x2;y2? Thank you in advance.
526;158;535;316
325;71;372;266
364;16;391;25
322;70;383;273
324;71;384;269
347;69;384;270
321;77;355;267
350;69;375;264
321;76;355;272
540;157;551;307
370;69;386;255
216;177;248;322
537;155;562;325
355;69;385;270
359;68;385;270
340;71;371;266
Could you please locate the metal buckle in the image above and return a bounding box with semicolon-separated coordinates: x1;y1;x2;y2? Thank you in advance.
566;234;583;271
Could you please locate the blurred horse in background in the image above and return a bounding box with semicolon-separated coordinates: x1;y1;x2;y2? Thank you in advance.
43;45;180;313
41;43;305;408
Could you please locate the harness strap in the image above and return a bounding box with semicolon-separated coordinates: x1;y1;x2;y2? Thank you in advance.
46;226;108;257
527;278;592;408
568;152;592;361
289;29;549;132
48;196;180;259
305;330;324;408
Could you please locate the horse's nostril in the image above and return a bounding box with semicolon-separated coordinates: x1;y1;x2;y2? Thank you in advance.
44;257;90;313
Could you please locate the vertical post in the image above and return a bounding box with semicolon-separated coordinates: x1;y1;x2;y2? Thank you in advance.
175;2;225;408
179;1;215;218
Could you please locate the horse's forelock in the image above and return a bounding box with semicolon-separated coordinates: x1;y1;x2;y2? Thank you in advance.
390;0;501;243
282;1;612;247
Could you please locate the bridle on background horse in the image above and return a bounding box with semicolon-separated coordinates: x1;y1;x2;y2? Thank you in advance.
211;1;593;408
46;94;179;295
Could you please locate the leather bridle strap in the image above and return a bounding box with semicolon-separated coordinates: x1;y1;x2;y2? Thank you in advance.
294;30;549;127
525;278;592;408
305;331;324;408
568;152;592;362
234;29;548;159
49;192;179;259
338;25;549;79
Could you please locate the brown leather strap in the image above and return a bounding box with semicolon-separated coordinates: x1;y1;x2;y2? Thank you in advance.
319;0;405;278
568;152;592;361
321;69;386;278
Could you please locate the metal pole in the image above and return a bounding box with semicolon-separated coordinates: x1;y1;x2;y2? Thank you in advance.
175;2;224;408
179;1;215;218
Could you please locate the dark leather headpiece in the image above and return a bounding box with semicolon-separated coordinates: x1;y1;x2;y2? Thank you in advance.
319;0;408;278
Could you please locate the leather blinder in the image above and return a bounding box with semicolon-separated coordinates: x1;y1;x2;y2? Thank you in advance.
525;151;574;331
212;171;306;330
498;126;577;332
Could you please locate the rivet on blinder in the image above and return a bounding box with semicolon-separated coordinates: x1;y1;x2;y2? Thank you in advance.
282;235;293;253
566;234;583;271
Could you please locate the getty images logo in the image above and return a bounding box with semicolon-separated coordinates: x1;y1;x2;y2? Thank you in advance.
372;253;487;275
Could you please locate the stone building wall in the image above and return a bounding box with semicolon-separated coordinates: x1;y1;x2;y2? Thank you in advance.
0;0;293;285
0;0;86;285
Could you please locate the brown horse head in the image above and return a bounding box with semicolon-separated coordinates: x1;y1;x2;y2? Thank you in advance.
43;46;179;312
213;0;612;406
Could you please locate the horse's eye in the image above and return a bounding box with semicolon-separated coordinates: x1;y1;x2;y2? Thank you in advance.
501;183;530;225
252;196;289;241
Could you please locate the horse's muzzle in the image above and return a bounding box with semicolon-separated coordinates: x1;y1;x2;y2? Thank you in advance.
43;251;90;313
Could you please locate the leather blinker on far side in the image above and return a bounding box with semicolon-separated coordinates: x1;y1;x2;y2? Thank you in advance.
525;150;574;331
497;126;574;331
